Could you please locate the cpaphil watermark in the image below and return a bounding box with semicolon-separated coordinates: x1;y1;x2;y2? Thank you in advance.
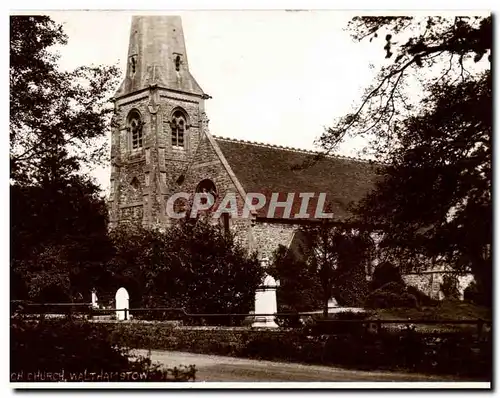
166;192;334;219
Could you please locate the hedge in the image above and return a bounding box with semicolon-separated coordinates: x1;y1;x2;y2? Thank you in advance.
106;322;491;380
10;316;197;382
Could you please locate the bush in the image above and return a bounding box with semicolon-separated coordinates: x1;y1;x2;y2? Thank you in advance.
406;285;436;306
334;310;372;320
376;281;406;295
108;219;264;315
365;283;418;309
464;281;480;304
10;317;196;382
370;262;403;291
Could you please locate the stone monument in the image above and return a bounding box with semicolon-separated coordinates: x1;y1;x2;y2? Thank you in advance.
252;258;280;328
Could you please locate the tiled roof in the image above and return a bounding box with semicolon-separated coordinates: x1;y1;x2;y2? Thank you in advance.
214;136;382;221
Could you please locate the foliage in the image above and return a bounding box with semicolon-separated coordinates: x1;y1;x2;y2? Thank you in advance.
319;16;492;306
374;301;491;322
369;259;434;308
365;287;418;309
406;285;436;307
267;244;323;313
10;15;120;184
10;317;196;382
441;274;461;300
370;261;403;290
9;16;119;302
320;15;491;158
10;177;114;302
356;72;492;303
107;322;491;379
107;218;264;317
300;223;375;314
464;281;482;305
365;281;419;309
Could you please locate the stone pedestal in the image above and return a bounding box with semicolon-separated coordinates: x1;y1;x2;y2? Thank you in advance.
252;259;280;328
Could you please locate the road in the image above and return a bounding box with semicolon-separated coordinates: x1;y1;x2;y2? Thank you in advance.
131;349;465;383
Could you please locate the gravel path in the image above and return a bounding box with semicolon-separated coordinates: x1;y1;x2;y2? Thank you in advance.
131;349;472;383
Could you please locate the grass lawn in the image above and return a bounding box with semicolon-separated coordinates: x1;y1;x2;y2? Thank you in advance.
369;301;491;334
374;301;491;321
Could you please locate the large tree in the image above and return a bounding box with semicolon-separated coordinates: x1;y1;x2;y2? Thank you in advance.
10;15;119;184
10;176;114;302
269;224;375;316
318;15;492;305
10;16;120;301
319;15;491;158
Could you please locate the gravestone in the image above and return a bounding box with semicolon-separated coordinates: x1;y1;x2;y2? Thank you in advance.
252;258;280;328
91;289;98;309
327;297;338;310
115;287;129;321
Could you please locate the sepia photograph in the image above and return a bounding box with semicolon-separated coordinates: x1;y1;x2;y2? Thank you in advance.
9;9;492;389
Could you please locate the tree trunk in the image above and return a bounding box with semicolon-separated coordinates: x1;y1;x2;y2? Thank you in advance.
323;296;329;318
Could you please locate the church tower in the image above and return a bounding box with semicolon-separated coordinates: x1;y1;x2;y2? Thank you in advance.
109;16;210;228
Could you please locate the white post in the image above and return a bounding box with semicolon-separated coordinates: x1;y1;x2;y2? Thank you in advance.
252;258;280;328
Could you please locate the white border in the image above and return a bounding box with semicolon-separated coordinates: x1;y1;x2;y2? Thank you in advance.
3;1;496;395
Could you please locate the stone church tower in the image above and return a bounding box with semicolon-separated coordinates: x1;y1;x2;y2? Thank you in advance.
109;16;210;228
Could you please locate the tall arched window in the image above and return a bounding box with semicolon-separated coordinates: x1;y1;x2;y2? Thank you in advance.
128;110;143;150
171;110;187;148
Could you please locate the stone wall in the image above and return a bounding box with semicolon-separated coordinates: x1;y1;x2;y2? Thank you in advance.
250;221;297;259
403;272;474;300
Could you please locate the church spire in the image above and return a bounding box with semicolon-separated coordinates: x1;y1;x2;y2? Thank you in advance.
115;15;205;98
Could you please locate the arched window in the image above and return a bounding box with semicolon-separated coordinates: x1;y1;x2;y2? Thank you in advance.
128;110;143;150
171;110;187;148
195;179;217;208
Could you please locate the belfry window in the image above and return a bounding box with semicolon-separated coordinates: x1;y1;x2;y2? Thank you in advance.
171;110;186;148
128;110;143;150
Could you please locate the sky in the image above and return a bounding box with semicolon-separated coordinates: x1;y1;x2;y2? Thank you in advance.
39;10;390;192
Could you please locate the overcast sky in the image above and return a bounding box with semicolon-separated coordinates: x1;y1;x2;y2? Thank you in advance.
38;10;489;191
38;10;393;190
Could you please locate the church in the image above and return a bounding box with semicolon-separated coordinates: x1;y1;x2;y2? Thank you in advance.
108;15;378;259
108;15;471;298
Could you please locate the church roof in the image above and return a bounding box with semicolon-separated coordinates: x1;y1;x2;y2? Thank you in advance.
214;136;383;221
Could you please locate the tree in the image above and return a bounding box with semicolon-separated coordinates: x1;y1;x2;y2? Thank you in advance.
318;15;491;305
10;16;120;301
319;15;491;158
10;176;114;302
10;15;120;184
301;222;375;316
268;244;323;313
357;72;491;304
